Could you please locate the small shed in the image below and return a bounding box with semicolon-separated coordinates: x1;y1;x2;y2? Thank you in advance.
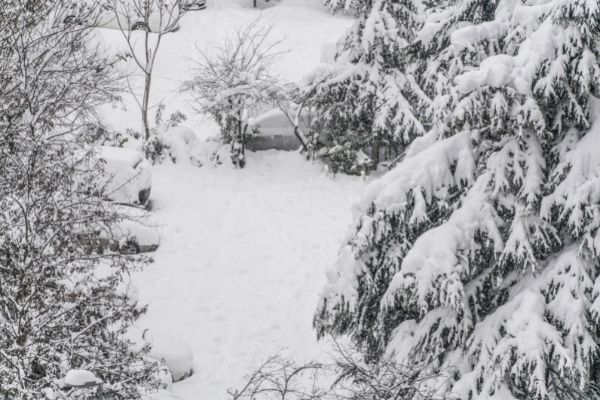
246;109;308;151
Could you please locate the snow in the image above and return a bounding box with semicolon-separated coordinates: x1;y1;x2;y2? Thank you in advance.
132;151;367;400
64;370;102;387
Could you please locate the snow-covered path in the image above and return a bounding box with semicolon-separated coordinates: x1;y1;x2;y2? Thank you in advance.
133;152;367;400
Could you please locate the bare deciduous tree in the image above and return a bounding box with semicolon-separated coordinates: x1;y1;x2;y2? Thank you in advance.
228;343;453;400
228;354;327;400
114;0;181;140
180;19;284;168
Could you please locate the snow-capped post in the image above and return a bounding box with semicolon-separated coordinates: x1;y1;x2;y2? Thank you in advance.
0;1;160;398
114;0;182;141
300;0;430;175
315;0;600;397
180;19;285;168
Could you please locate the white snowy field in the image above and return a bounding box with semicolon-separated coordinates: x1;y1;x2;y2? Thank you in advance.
134;152;368;400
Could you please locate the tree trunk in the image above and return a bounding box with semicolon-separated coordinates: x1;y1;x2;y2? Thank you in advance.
142;71;152;140
238;111;245;167
371;140;380;170
142;19;152;141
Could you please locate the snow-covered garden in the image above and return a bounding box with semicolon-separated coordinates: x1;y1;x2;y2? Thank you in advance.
4;0;600;399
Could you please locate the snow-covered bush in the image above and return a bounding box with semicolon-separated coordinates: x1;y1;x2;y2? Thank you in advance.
301;0;430;174
315;0;600;398
144;134;169;164
144;125;203;166
228;345;448;400
0;1;160;399
324;146;372;176
180;20;284;168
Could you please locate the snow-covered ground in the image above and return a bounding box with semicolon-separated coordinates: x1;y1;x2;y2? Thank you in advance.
134;152;367;399
92;2;365;397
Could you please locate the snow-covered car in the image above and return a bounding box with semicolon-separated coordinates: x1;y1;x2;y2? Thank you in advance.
251;0;283;9
96;146;152;206
180;0;206;10
107;205;160;253
143;330;194;382
77;205;160;254
246;108;309;151
64;1;181;32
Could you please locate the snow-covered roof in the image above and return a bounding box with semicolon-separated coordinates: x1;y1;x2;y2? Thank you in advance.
97;146;143;168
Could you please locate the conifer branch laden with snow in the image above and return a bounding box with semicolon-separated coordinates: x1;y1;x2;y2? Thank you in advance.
315;0;600;398
301;0;430;175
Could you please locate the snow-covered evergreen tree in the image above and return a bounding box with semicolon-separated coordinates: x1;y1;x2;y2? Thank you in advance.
315;0;600;398
0;1;161;398
302;0;429;173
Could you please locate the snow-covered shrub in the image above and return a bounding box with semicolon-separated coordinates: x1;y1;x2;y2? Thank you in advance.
158;125;203;166
228;345;449;400
300;0;430;174
180;19;284;168
324;146;372;176
143;108;203;166
144;126;203;166
144;134;168;164
315;0;600;398
0;2;160;399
